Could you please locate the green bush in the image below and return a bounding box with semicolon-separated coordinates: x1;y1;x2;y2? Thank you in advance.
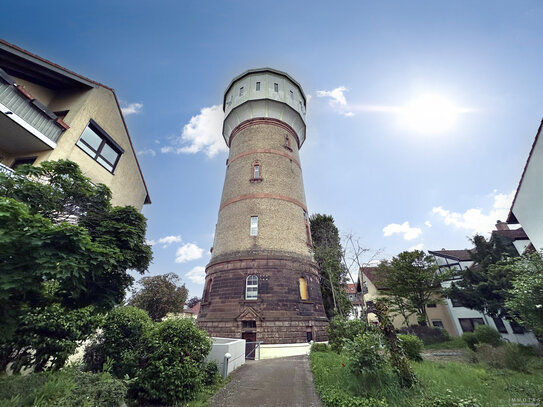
135;318;212;405
474;342;532;372
316;386;389;407
202;360;221;387
473;325;502;347
327;316;366;353
397;325;449;345
311;342;331;352
397;334;423;361
84;306;151;377
344;333;392;393
461;332;479;351
421;389;480;407
0;368;126;407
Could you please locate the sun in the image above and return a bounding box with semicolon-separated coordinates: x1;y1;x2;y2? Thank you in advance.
398;94;460;134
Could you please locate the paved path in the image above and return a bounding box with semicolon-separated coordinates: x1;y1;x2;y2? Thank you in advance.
209;355;322;407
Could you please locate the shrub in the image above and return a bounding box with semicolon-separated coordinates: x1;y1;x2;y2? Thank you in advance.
327;316;366;353
473;325;502;347
311;342;331;353
83;306;152;378
316;386;388;407
0;368;126;407
397;325;449;345
397;334;423;361
461;332;479;351
503;343;533;372
421;389;480;407
202;360;221;386
344;332;392;393
135;318;212;405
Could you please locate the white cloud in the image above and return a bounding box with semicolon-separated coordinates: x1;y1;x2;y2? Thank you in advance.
137;149;156;157
121;102;143;115
408;243;424;251
383;221;423;241
146;239;155;246
432;190;515;236
161;104;227;158
186;266;206;285
425;221;432;228
158;235;182;248
316;86;354;117
175;243;204;263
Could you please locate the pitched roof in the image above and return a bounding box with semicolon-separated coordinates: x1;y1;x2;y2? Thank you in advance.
492;227;528;241
345;283;357;294
360;266;388;290
0;38;151;205
507;118;543;224
428;249;474;262
190;302;201;315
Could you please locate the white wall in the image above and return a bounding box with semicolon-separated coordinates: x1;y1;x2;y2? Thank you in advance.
207;337;246;376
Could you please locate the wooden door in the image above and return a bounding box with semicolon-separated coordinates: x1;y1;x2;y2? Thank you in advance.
242;332;257;360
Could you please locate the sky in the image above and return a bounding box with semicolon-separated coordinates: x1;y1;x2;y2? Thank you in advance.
3;1;543;298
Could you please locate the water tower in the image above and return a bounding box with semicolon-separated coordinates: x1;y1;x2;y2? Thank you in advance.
198;68;328;345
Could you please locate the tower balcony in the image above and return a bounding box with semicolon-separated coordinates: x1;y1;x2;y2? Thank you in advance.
0;69;66;155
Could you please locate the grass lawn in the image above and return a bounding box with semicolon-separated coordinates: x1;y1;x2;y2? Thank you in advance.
310;350;543;407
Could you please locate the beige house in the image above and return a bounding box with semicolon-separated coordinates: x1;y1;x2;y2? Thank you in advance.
359;267;457;335
0;39;150;209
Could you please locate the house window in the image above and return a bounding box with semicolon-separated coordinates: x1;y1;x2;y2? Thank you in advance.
76;120;124;173
450;298;463;307
432;320;444;329
246;275;258;300
256;81;260;91
492;317;508;334
427;303;437;308
250;216;258;236
458;318;485;333
239;86;244;96
509;319;525;334
299;277;308;300
274;83;278;92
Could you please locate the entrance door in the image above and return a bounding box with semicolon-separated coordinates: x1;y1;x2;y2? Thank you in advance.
242;332;257;360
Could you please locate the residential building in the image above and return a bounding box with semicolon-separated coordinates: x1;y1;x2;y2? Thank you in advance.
197;68;328;344
359;267;456;334
430;245;538;345
507;118;543;251
345;283;363;320
0;39;150;209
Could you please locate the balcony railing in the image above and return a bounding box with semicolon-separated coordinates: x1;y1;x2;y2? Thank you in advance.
0;162;14;176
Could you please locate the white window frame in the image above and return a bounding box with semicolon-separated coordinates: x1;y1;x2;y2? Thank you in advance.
250;216;258;236
246;275;258;300
253;164;260;179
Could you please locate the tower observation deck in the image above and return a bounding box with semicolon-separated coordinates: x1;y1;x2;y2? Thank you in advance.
197;68;328;344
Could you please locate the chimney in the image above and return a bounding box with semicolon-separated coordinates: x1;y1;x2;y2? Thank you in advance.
495;220;509;231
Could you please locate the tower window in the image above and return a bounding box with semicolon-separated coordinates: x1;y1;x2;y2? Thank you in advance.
204;278;212;302
274;83;279;92
284;135;292;151
290;90;294;100
256;81;260;91
250;216;258;236
253;164;260;179
239;86;244;96
299;277;308;300
246;275;258;300
251;161;262;182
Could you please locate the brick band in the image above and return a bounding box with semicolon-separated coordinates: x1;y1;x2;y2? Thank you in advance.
219;193;307;212
229;117;300;147
229;148;301;169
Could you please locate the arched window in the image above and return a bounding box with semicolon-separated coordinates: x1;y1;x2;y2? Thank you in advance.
299;277;308;300
246;275;258;300
284;135;292;151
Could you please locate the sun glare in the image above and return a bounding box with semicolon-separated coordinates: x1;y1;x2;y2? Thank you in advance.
399;94;460;134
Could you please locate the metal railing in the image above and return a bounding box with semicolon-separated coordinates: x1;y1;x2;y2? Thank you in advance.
0;162;14;176
245;341;263;360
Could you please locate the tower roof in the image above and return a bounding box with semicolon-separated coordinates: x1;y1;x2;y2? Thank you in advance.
223;67;307;109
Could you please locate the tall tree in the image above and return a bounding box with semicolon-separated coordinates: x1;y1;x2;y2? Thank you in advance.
447;234;518;318
129;273;188;321
377;250;446;326
310;214;352;319
504;251;543;337
0;160;152;371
